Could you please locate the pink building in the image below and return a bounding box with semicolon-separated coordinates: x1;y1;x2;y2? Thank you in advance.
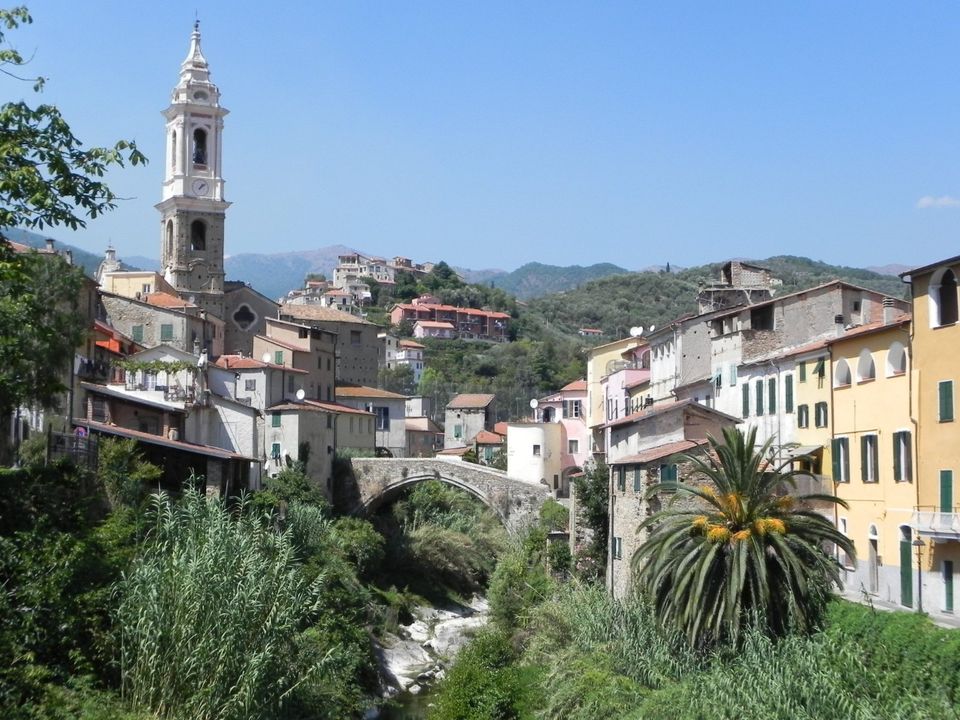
534;378;590;496
391;301;510;342
413;320;456;339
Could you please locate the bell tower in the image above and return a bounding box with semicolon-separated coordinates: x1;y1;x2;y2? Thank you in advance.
156;21;230;321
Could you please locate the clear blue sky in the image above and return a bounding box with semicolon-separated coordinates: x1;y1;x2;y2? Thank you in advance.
10;1;960;271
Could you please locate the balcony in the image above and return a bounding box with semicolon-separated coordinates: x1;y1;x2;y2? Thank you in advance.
912;507;960;540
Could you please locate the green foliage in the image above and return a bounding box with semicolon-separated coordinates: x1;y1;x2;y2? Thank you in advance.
97;438;161;510
330;517;385;577
535;649;647;720
546;542;572;576
251;466;329;515
378;363;416;395
487;543;552;629
428;627;530;720
571;462;608;580
634;426;854;647
117;490;329;720
538;499;568;532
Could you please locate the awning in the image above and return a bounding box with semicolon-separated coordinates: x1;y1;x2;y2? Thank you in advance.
779;444;823;460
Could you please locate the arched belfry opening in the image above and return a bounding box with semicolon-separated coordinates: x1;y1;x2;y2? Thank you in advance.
193;128;207;166
190;220;206;252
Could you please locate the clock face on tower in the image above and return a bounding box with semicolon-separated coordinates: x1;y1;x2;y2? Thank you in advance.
191;179;209;196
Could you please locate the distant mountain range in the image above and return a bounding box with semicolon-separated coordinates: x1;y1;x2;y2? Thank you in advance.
2;229;912;304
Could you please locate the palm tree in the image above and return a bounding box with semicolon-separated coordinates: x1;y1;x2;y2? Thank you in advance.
632;426;854;648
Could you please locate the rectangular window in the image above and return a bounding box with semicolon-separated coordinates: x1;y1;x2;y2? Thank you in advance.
454;424;462;439
612;536;623;561
274;350;283;365
940;380;955;422
564;399;582;418
714;371;722;390
742;383;750;418
349;417;355;433
814;358;826;388
271;442;281;460
768;377;777;414
375;406;389;431
860;435;878;483
797;404;809;428
799;361;806;383
568;439;579;454
755;379;764;416
327;357;332;371
729;363;738;386
832;437;850;482
245;379;256;391
132;324;144;343
272;412;281;428
350;330;362;346
616;466;626;492
142;283;152;294
893;431;913;482
633;467;642;492
533;444;541;456
287;375;295;393
326;414;333;429
785;375;794;413
815;401;828;428
160;323;174;342
659;463;678;482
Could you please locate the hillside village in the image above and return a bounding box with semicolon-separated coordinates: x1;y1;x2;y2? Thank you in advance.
5;22;960;628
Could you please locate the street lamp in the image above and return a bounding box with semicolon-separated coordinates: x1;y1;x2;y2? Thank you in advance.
912;536;926;613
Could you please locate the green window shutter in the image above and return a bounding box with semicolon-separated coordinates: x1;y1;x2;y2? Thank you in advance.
860;436;868;482
768;377;777;414
941;470;954;513
755;379;764;416
633;468;642;492
785;375;794;413
831;438;842;482
272;412;282;427
618;467;626;492
940;381;955;422
274;350;283;365
160;324;173;342
799;361;806;382
132;324;144;343
893;432;902;481
904;432;913;481
671;464;679;482
742;384;750;418
841;438;850;481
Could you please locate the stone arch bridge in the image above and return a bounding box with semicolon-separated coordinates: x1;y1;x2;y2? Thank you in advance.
341;457;551;535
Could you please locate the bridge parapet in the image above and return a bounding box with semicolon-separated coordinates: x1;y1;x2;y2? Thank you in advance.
345;457;550;535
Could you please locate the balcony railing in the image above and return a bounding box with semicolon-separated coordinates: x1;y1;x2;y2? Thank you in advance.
912;507;960;539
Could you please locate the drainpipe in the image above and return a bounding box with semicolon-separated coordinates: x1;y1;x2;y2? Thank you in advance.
900;275;922;564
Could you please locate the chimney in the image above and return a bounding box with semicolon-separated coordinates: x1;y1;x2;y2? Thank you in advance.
834;313;845;337
45;238;55;252
64;250;73;265
882;297;896;325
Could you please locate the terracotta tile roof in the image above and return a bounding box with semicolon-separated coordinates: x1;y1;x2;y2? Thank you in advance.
447;393;496;409
145;291;195;309
406;416;443;433
254;335;307;352
394;302;511;320
415;320;455;329
268;399;374;416
828;314;911;344
398;339;426;349
471;430;504;445
436;446;472;456
610;438;709;465
561;379;587;392
336;384;408;400
493;421;509;436
279;304;374;325
215;354;309;374
6;239;33;253
603;398;740;429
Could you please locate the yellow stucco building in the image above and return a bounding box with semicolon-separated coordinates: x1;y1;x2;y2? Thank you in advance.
903;255;960;617
828;314;916;607
790;341;833;481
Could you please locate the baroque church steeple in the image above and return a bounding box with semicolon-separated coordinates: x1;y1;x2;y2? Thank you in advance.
156;21;230;323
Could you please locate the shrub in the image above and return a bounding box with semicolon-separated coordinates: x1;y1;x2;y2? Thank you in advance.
97;438;161;510
330;517;385;577
538;499;568;532
487;546;552;630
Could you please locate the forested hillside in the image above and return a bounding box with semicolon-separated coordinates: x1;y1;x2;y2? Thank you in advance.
524;255;908;339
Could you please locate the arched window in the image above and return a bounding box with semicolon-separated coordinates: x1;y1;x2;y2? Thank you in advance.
190;220;206;251
856;349;875;383
886;341;907;377
170;130;177;170
834;358;851;387
193;128;207;165
165;220;173;259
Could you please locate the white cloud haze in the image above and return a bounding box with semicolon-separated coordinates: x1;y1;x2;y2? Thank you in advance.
917;195;960;209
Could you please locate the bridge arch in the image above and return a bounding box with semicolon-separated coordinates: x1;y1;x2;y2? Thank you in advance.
344;458;550;536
